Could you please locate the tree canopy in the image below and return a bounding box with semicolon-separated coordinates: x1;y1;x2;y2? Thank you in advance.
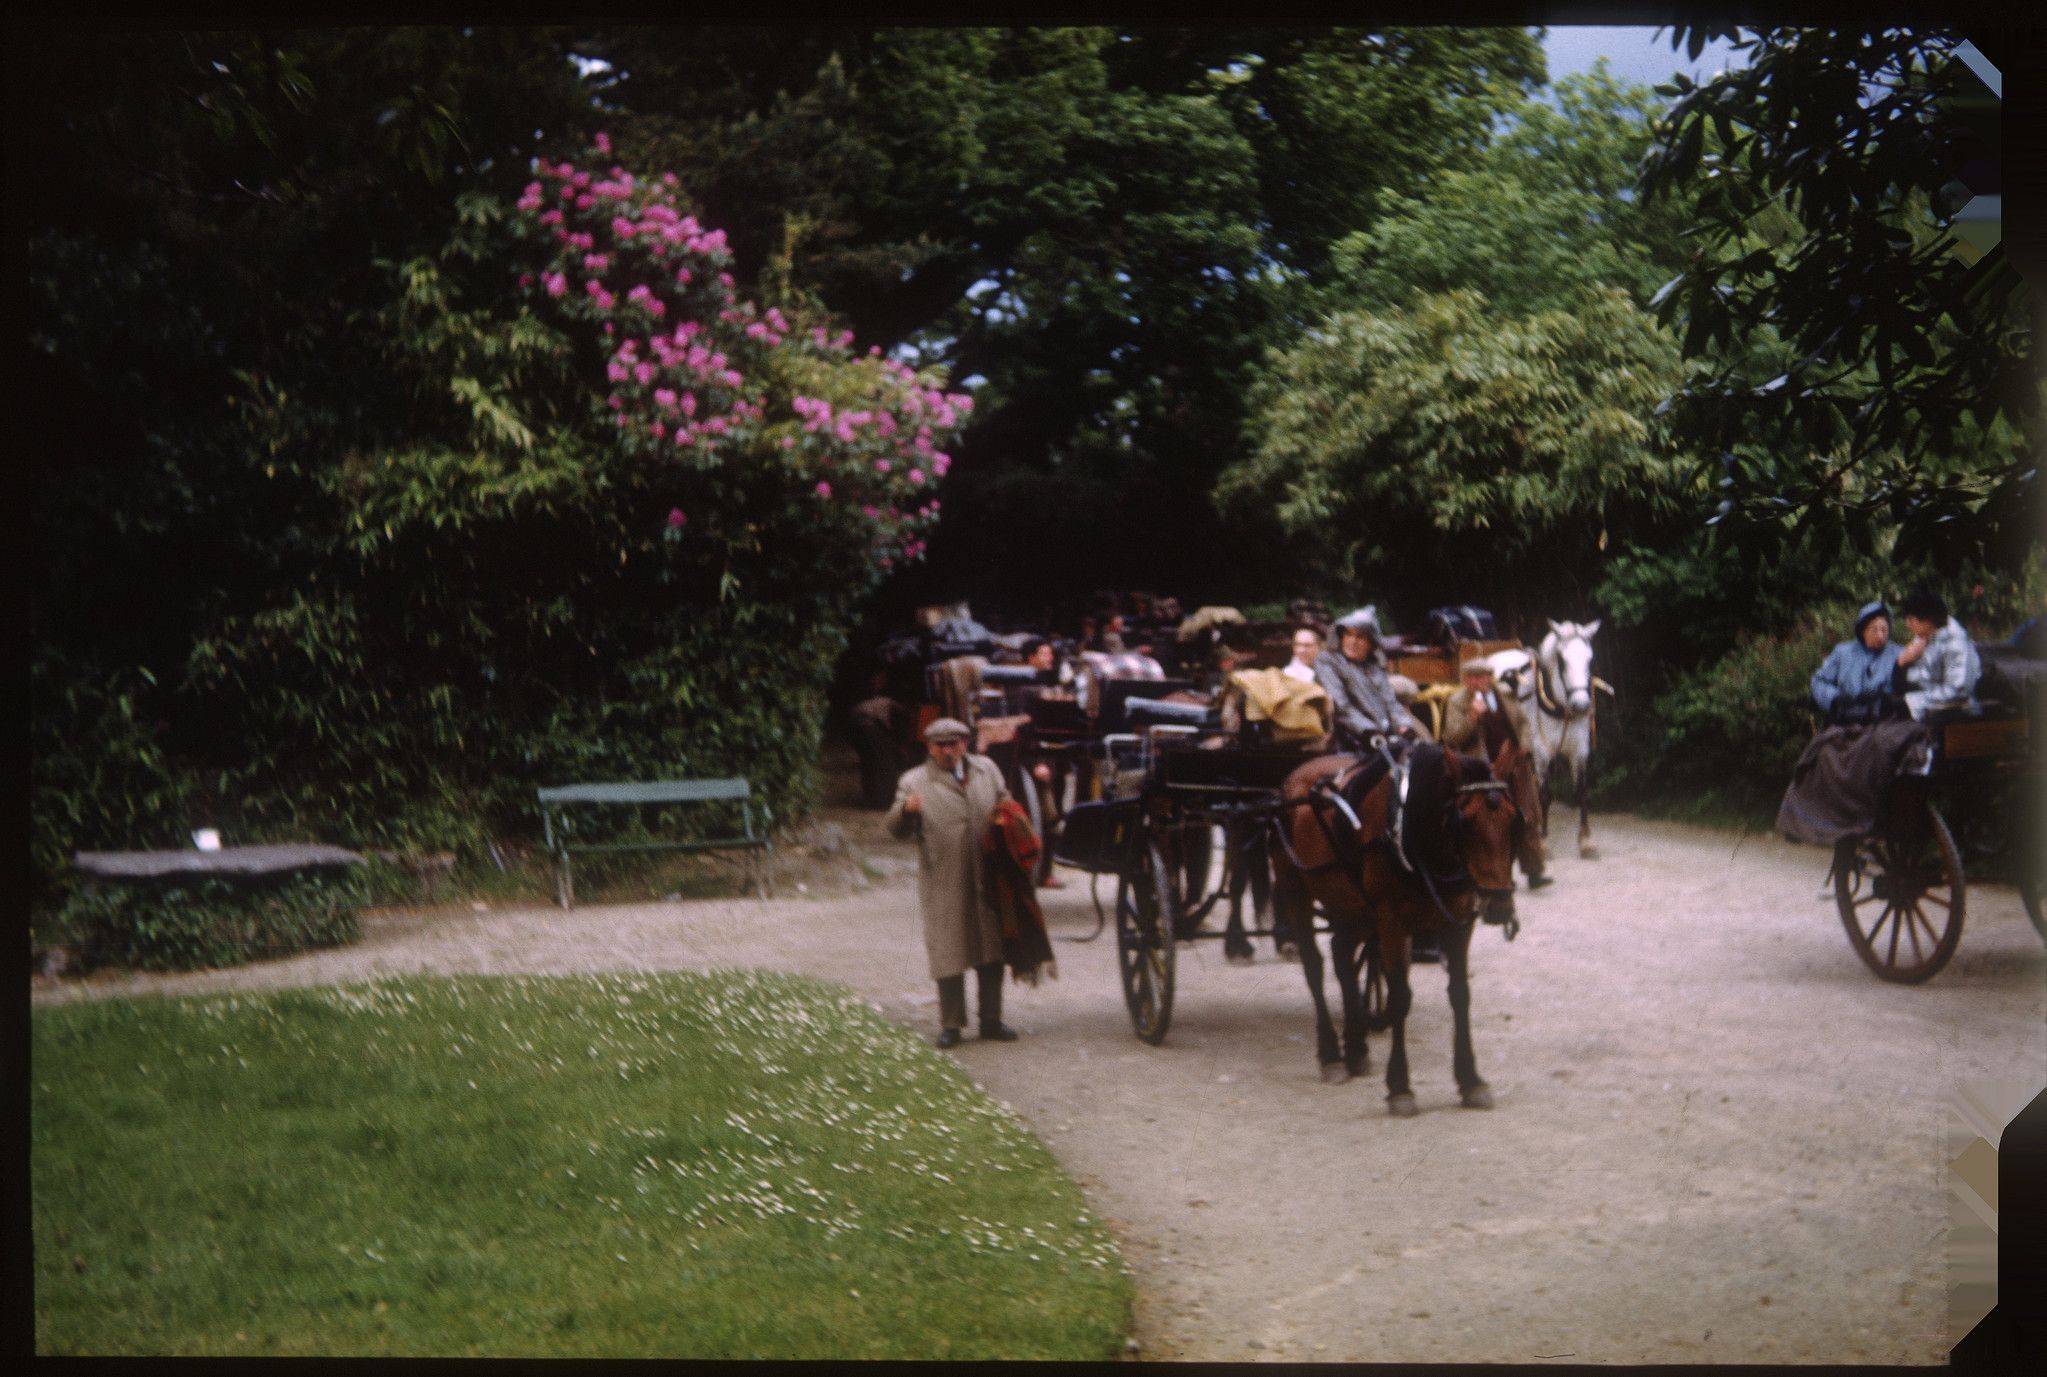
1221;67;1699;628
1638;26;2039;575
561;26;1546;608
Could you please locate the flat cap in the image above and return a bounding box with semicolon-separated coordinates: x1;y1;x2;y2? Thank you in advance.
1460;657;1495;675
922;716;972;743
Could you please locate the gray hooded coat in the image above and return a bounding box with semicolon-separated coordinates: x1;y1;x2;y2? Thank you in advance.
1811;601;1901;716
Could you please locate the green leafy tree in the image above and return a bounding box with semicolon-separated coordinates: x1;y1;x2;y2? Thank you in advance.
1224;66;1698;630
1221;286;1686;629
1329;64;1693;317
1637;26;2038;575
563;26;1544;608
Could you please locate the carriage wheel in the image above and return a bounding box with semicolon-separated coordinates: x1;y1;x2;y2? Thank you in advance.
1115;835;1178;1044
1833;803;1965;984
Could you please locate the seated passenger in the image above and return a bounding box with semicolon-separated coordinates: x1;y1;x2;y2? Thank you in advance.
1810;600;1903;726
1282;626;1323;683
1895;590;1981;720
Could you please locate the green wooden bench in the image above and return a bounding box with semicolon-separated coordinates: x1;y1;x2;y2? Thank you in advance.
536;779;774;909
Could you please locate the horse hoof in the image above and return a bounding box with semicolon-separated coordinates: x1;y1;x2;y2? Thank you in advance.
1226;951;1254;967
1277;943;1300;962
1460;1085;1494;1110
1387;1093;1419;1117
1579;845;1599;860
1321;1063;1352;1085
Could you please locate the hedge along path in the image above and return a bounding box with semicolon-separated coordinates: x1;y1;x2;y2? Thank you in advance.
34;807;2047;1364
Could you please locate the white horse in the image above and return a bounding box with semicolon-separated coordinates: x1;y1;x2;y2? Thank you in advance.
1487;620;1610;860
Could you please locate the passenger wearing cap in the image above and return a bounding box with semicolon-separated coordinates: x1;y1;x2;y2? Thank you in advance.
1442;657;1550;890
1313;606;1428;750
885;716;1022;1048
1810;600;1903;726
1894;591;1981;720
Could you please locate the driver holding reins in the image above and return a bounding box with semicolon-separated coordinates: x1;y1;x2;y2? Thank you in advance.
1313;606;1429;752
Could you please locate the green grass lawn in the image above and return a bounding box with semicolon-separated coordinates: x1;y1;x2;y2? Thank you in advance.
32;971;1133;1357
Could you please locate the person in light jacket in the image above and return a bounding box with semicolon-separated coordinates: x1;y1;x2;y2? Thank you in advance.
1895;591;1981;720
885;717;1019;1048
1810;600;1903;726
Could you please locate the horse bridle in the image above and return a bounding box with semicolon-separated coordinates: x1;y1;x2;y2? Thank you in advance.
1536;642;1581;718
1446;776;1520;939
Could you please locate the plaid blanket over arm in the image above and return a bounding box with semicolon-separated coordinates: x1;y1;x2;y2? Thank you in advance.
981;800;1057;985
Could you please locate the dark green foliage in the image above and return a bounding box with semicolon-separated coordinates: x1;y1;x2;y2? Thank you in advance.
1638;27;2039;576
1595;612;1844;821
53;866;389;973
580;26;1545;610
31;655;195;889
27;28;941;915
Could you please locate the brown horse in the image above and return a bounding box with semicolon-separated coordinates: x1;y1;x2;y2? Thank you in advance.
1269;739;1521;1115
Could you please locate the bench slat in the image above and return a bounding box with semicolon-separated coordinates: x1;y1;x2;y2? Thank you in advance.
568;838;767;856
537;779;750;805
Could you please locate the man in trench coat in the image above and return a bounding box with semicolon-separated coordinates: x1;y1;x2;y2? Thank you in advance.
884;716;1020;1048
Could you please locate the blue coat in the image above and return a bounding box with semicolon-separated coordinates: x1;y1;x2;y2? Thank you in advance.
1811;601;1900;713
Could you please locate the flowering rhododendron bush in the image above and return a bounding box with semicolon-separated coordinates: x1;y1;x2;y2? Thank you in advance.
515;135;969;582
35;140;976;883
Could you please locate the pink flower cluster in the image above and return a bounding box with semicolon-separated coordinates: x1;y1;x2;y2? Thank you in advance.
514;135;975;575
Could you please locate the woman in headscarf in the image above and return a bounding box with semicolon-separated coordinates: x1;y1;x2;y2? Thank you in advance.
1810;600;1903;725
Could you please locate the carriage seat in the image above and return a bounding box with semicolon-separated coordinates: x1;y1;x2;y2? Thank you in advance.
1097;677;1198;731
1124;696;1219;730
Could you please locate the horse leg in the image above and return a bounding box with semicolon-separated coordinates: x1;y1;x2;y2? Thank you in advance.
1236;838;1285;957
1445;922;1491;1108
1224;822;1254;964
1575;752;1598;860
1274;853;1345;1081
1382;919;1418;1115
1330;921;1370;1077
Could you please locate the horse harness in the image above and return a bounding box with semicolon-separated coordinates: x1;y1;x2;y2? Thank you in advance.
1270;739;1520;938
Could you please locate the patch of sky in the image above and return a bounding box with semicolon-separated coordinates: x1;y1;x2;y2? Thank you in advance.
1538;25;1748;93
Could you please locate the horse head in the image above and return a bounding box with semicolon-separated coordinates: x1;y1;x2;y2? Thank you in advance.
1453;750;1519;927
1540;619;1601;719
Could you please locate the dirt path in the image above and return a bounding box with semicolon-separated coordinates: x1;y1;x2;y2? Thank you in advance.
36;806;2045;1364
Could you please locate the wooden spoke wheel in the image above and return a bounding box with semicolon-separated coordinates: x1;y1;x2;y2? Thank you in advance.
1834;800;1965;984
1115;835;1178;1044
